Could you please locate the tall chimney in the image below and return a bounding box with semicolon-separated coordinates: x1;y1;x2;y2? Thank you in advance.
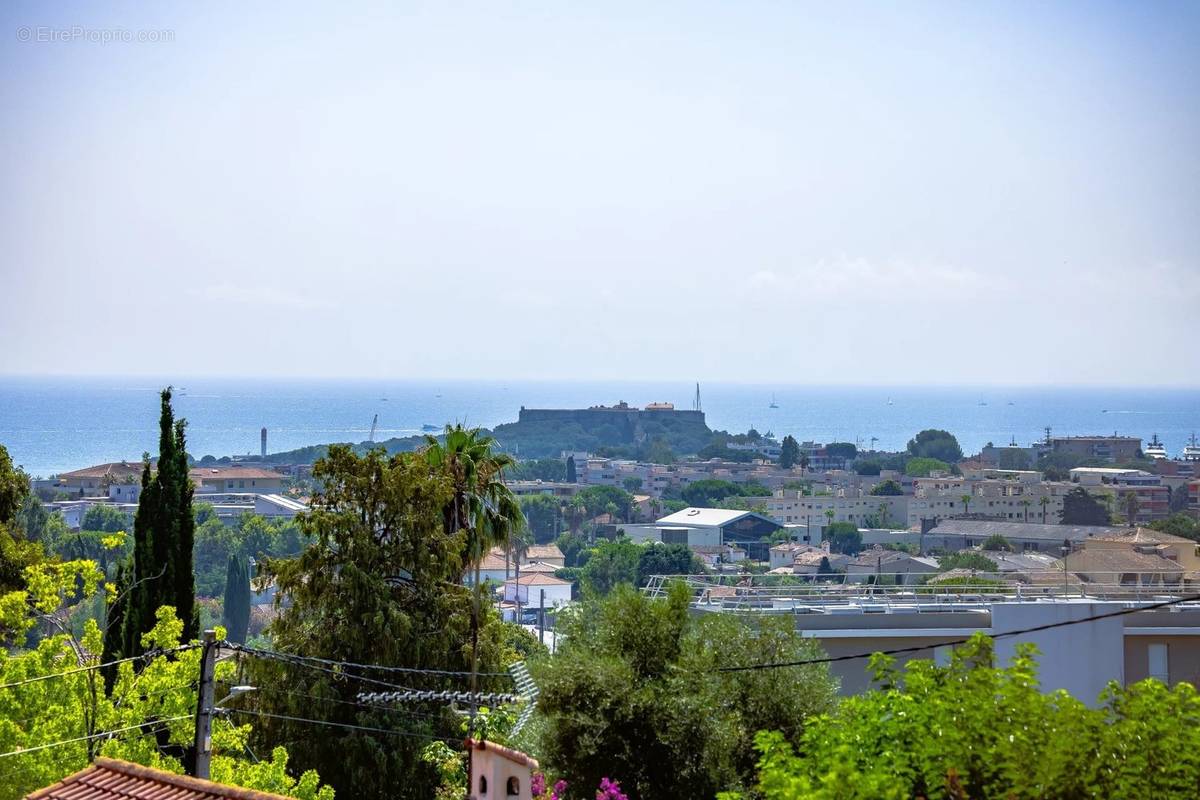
260;427;267;459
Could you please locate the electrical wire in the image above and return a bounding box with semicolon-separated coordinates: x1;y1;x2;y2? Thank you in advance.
216;680;451;721
716;593;1200;672
0;716;193;759
222;708;459;743
226;642;511;679
0;645;199;692
225;646;420;692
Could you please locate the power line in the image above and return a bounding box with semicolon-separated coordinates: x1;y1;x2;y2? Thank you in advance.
717;594;1200;672
224;645;421;692
218;681;451;721
226;642;511;679
0;716;193;759
0;645;199;692
221;708;458;743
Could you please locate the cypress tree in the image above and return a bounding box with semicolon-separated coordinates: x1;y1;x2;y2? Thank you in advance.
221;554;251;645
566;454;577;483
121;388;199;657
100;559;129;691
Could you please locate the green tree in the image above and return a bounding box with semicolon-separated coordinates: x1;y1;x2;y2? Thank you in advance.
533;584;838;798
906;429;963;463
0;559;334;800
565;455;577;483
869;479;903;496
825;522;862;555
555;530;589;567
779;436;800;469
518;493;561;543
854;460;882;476
221;554;251;645
622;476;644;493
0;447;44;597
1060;486;1111;526
682;479;744;507
117;388;198;661
1040;494;1052;523
80;504;129;533
1121;490;1140;524
824;442;857;464
0;444;29;524
576;485;634;520
636;542;703;586
960;493;972;515
937;552;998;572
423;424;524;730
250;445;519;799
905;457;951;478
507;458;567;482
1149;513;1200;542
982;534;1013;552
739;635;1200;800
579;537;641;594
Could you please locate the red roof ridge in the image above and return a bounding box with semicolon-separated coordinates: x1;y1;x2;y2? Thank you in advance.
27;757;293;799
465;738;540;770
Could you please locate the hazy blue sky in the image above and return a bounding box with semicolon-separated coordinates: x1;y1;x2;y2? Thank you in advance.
2;1;1197;385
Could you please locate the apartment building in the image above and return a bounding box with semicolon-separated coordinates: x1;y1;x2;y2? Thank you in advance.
1050;435;1143;463
754;491;910;534
1071;468;1170;524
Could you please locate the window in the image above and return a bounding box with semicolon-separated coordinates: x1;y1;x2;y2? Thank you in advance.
507;777;520;797
479;775;488;795
1148;643;1169;683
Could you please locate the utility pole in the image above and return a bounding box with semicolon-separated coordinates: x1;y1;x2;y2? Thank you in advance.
192;630;217;779
538;589;546;645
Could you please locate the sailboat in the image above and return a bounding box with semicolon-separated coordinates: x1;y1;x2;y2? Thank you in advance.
769;393;779;409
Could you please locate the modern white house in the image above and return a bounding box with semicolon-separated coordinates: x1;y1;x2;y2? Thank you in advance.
503;574;572;609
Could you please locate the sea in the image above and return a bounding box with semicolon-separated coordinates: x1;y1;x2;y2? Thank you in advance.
0;376;1196;477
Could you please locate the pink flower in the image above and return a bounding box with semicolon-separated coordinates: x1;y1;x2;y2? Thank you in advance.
596;777;629;800
531;773;546;797
553;779;568;800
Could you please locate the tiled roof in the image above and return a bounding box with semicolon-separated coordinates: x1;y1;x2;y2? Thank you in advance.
189;467;281;481
57;462;146;480
519;561;560;574
1066;549;1184;573
504;573;571;586
1090;527;1196;546
26;758;293;799
465;738;539;770
525;544;564;561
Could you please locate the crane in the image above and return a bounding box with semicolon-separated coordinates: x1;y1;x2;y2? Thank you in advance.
369;413;378;443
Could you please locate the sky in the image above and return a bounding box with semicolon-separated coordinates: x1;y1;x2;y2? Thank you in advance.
1;1;1197;386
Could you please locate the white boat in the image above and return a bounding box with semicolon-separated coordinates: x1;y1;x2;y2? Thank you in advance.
1145;434;1167;460
1182;433;1200;462
769;393;779;409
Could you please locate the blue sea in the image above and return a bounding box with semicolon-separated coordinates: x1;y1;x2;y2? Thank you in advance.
0;377;1196;477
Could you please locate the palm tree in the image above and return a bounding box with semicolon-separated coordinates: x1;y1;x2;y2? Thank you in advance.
960;494;972;515
1020;498;1032;523
799;454;810;475
877;502;889;528
1122;491;1139;526
424;425;525;703
1039;495;1050;523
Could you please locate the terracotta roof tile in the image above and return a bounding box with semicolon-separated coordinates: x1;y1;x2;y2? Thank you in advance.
26;758;292;800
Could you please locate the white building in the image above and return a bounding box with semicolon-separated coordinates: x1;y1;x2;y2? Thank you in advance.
503;574;572;609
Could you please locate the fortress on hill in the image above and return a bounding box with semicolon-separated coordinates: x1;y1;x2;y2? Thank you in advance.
517;401;705;427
